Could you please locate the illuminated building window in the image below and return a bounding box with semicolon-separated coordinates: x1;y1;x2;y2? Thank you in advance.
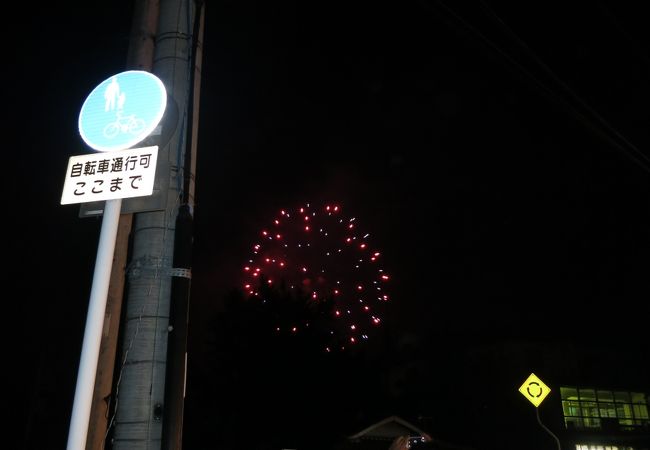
561;387;649;431
574;446;635;450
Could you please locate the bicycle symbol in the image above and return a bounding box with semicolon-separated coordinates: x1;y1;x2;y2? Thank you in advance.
103;111;146;139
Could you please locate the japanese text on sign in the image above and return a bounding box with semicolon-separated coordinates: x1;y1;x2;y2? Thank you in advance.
61;146;158;205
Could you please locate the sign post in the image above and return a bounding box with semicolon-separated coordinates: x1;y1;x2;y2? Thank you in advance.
66;198;122;450
64;70;167;450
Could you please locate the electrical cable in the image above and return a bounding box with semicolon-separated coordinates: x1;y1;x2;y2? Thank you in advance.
419;0;650;174
475;0;650;169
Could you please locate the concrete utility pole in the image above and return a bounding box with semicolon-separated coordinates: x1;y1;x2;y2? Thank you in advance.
85;2;160;449
109;1;204;449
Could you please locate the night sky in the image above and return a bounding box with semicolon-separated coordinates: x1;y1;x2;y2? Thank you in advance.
11;1;650;449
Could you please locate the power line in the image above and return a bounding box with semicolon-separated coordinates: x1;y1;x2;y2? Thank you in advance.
419;0;650;174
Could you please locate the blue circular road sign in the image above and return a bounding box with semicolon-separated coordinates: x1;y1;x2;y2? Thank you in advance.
78;70;167;152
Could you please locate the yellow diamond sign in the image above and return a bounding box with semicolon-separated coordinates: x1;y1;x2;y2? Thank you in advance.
519;373;551;407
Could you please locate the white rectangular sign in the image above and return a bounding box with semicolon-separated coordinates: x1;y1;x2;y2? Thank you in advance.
61;146;158;205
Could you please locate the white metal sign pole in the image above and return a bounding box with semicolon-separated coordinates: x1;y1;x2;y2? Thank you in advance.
66;198;122;450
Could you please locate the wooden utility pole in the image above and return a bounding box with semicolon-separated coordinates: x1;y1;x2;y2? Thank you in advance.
109;1;204;448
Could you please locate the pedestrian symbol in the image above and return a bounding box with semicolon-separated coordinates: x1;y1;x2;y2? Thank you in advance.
518;373;551;407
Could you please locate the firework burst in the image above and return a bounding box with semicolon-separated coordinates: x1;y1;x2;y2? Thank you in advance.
241;202;391;352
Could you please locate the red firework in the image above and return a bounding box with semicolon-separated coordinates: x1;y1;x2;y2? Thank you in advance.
241;202;390;352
